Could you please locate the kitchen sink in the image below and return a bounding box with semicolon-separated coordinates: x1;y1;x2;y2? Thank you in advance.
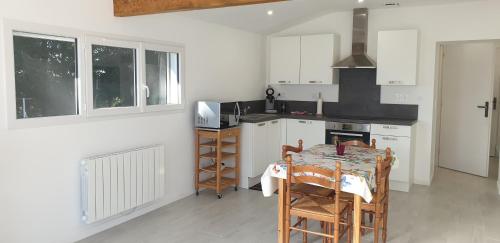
240;113;279;120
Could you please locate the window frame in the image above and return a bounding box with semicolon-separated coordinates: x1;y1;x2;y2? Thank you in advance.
3;20;86;129
2;20;187;129
84;36;142;117
141;43;185;112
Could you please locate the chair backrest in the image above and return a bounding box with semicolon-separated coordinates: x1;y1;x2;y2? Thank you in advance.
341;138;377;149
282;139;303;159
285;154;342;213
374;148;392;204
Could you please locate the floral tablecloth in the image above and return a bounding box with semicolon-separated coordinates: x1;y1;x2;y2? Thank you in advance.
260;144;398;203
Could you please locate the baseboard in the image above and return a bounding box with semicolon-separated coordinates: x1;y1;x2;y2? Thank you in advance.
75;192;191;242
413;178;431;186
240;175;261;189
497;181;500;195
390;180;410;192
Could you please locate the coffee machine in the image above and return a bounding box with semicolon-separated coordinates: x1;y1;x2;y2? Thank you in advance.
265;87;277;113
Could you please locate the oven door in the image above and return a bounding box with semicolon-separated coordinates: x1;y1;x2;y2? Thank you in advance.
325;130;371;145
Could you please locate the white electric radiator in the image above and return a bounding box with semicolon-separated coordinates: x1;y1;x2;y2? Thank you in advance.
80;145;165;224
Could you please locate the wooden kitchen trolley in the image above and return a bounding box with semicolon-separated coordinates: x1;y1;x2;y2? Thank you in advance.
195;127;241;199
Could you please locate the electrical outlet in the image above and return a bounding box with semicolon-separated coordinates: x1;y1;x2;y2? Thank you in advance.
395;93;408;103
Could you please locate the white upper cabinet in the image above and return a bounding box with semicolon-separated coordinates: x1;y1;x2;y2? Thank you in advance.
269;34;338;85
300;34;339;85
269;36;301;84
376;30;419;86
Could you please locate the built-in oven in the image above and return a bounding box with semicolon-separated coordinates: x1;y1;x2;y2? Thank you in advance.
325;122;371;145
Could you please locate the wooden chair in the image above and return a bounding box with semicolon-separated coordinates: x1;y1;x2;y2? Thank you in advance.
341;139;377;149
341;138;376;225
283;140;334;199
285;157;352;243
340;148;392;243
283;140;338;243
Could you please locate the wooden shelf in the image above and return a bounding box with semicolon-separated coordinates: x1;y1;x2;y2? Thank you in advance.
200;165;235;175
198;177;236;190
195;127;240;198
200;141;236;148
199;151;236;160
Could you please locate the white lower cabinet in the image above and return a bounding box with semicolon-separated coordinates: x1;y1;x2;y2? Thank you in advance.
240;119;283;188
371;124;416;192
286;119;326;149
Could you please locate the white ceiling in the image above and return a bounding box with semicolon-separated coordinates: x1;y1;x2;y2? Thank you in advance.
176;0;484;34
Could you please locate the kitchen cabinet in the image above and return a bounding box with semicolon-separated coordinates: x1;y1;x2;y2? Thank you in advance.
269;36;301;84
252;122;269;178
268;119;283;164
240;119;283;188
371;123;416;192
269;34;339;85
376;29;418;86
286;119;326;149
300;34;339;85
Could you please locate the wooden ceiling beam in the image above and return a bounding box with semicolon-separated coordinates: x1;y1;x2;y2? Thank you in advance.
114;0;286;17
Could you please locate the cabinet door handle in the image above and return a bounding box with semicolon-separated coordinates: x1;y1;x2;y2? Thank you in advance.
298;120;307;124
388;80;402;85
308;80;323;84
258;123;266;127
278;80;287;84
382;125;398;130
272;120;279;124
382;136;398;141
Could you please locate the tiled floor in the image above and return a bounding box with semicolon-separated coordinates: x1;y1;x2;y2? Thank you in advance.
78;165;500;243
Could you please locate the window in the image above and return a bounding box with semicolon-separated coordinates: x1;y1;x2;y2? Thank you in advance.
4;21;185;128
13;32;78;119
85;37;141;116
144;46;182;111
92;45;137;109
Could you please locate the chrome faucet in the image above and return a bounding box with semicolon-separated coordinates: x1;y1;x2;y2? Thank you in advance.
243;106;251;116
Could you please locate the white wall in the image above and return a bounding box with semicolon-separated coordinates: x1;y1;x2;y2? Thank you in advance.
0;1;265;242
496;47;500;185
268;0;500;185
490;46;500;157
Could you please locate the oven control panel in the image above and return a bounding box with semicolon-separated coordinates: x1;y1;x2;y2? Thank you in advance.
326;122;371;133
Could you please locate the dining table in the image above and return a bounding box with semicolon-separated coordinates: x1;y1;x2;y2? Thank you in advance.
260;144;397;243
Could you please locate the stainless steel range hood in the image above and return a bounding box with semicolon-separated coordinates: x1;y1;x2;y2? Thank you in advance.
333;8;376;69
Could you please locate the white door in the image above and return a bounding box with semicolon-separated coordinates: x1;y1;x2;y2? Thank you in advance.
300;34;336;85
372;134;411;183
439;42;496;177
267;120;282;162
252;122;269;177
269;36;301;84
376;30;418;85
286;119;326;149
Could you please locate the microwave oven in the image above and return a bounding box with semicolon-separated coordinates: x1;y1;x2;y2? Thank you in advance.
195;101;241;129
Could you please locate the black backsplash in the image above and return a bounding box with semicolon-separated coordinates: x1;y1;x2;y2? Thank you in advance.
221;100;266;114
339;69;380;105
227;69;418;120
278;69;418;120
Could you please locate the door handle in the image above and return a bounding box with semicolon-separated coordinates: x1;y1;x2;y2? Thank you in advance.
477;101;489;118
493;97;497;110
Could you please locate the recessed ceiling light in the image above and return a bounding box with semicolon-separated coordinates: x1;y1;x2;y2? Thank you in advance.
267;10;274;16
358;0;364;3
